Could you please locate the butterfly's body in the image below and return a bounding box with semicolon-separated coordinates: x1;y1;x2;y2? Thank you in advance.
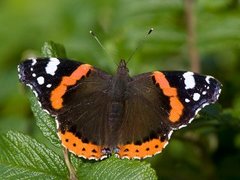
108;60;129;131
18;57;221;160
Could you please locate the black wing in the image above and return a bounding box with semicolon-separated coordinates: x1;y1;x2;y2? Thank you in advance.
116;71;221;159
18;58;113;160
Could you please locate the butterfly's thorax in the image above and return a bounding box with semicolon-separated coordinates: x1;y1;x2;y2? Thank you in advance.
108;60;130;145
111;60;129;101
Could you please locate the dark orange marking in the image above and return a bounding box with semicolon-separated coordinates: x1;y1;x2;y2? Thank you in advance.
153;71;184;122
170;97;183;121
50;64;92;110
59;131;105;160
117;138;168;159
118;139;167;159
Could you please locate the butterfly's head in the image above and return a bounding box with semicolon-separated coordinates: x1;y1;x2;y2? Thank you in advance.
117;59;129;75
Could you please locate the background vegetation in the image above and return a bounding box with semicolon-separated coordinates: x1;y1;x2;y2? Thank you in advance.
0;0;240;179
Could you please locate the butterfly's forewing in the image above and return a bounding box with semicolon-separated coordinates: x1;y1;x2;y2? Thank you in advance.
158;71;221;128
18;58;89;114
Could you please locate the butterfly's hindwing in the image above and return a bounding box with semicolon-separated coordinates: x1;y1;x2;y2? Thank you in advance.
57;69;113;146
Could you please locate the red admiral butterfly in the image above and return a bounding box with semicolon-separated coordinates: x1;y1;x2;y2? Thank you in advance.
18;57;221;160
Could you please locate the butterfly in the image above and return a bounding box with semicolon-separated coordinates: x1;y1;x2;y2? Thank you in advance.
18;57;221;160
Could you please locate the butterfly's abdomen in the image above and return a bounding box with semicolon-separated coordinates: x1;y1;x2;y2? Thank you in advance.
107;69;130;145
109;102;124;121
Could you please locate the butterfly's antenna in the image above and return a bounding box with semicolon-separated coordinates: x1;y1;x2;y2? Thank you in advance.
126;28;153;64
90;30;117;66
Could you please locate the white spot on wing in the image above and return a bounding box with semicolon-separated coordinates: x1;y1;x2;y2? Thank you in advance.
183;72;196;89
17;65;21;79
31;58;37;66
167;130;173;139
205;76;212;84
193;93;201;101
46;84;52;88
26;84;38;97
89;157;98;160
100;155;108;160
26;84;32;89
32;73;36;77
122;156;130;159
18;73;21;79
78;155;87;159
43;109;50;115
37;76;45;85
185;98;190;103
55;118;60;129
163;141;169;148
114;154;120;158
33;90;38;97
37;100;42;107
193;93;200;101
133;156;141;160
216;89;222;99
154;151;162;156
202;91;207;95
143;155;152;159
45;58;60;75
189;117;194;123
178;124;187;129
201;102;209;109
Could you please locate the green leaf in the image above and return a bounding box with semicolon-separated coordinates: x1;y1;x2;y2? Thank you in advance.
72;156;157;180
0;131;68;179
29;92;60;148
41;41;67;58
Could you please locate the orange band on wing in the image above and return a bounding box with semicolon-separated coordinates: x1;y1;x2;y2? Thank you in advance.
50;64;92;110
59;131;105;160
153;71;184;122
117;138;168;159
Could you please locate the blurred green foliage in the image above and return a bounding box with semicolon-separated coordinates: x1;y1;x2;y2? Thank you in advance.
0;0;240;179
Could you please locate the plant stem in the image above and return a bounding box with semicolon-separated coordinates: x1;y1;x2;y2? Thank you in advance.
63;148;77;180
184;0;200;73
